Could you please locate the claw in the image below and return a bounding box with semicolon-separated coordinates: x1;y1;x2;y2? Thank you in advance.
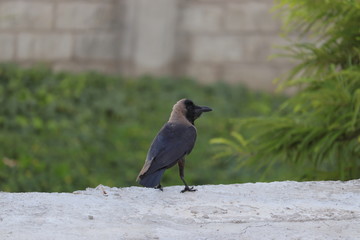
181;186;197;193
155;184;163;191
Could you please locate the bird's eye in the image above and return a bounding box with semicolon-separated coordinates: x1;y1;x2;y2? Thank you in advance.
185;99;194;106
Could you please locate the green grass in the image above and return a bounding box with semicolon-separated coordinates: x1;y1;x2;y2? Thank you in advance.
0;64;285;192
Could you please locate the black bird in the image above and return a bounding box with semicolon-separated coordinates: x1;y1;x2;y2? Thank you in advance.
136;99;212;193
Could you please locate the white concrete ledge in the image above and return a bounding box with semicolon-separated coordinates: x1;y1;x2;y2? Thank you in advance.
1;180;360;239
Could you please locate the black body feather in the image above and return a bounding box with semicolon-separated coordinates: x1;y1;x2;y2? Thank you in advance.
137;122;197;187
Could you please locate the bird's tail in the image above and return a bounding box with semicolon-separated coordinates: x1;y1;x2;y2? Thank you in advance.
137;169;165;188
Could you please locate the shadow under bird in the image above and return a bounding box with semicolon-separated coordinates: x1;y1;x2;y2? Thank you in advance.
136;99;212;193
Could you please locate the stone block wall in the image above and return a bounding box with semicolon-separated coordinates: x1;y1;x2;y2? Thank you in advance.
0;0;122;73
0;0;293;91
179;0;292;91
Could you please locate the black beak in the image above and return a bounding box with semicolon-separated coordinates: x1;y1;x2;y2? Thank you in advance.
194;105;212;120
197;106;212;113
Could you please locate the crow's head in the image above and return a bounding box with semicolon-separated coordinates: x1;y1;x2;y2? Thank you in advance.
171;99;212;125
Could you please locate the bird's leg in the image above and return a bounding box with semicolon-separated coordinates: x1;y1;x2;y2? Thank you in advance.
178;159;196;193
155;184;163;191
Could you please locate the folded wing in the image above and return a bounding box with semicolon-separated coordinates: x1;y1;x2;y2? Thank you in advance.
137;123;197;187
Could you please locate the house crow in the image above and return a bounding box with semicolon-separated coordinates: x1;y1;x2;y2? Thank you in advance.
136;99;212;193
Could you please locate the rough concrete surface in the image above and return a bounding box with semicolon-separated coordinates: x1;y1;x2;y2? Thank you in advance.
1;180;360;240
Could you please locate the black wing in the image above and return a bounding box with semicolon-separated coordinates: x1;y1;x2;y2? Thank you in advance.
138;122;197;177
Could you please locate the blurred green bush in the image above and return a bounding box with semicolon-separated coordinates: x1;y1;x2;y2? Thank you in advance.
212;0;360;181
0;64;285;192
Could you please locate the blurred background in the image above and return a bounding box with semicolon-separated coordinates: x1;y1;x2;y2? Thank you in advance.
1;0;359;192
0;0;296;92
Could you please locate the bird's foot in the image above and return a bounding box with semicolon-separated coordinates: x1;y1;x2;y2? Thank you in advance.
180;186;197;193
155;184;163;191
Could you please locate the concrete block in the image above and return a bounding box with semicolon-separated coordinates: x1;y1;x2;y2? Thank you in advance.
0;1;53;29
17;34;73;60
192;35;243;63
53;62;119;74
128;0;179;75
118;0;137;61
74;33;120;61
242;35;287;62
181;4;223;32
225;2;280;32
186;63;220;83
223;63;280;91
0;34;15;60
56;2;115;30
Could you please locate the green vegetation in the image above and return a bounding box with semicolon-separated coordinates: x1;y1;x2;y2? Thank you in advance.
212;0;360;181
3;0;356;192
0;64;285;192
